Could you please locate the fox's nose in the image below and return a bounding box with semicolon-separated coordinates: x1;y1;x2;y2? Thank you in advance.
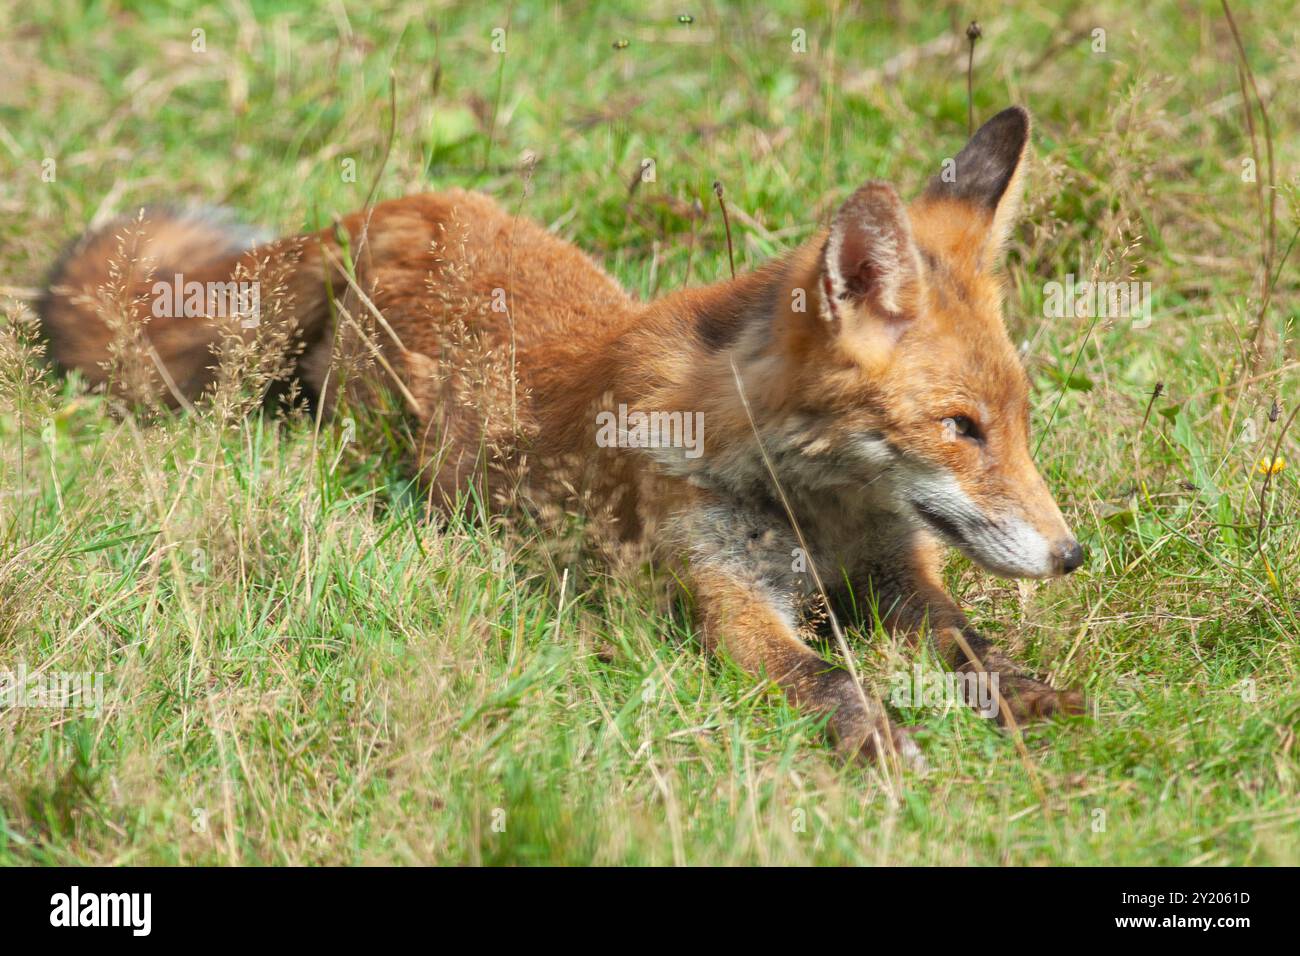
1056;539;1085;574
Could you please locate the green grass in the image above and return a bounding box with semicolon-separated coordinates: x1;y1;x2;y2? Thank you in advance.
1;0;1298;865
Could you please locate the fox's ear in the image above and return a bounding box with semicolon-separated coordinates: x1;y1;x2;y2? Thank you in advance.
819;181;922;334
919;105;1030;270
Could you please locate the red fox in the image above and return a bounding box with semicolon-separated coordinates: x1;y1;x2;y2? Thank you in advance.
39;106;1084;766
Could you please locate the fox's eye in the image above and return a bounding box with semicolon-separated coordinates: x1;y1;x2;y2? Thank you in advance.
942;415;984;442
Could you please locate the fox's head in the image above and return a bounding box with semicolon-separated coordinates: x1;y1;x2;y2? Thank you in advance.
749;106;1080;579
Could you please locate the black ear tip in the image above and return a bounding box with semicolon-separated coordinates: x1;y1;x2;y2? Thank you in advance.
923;106;1031;210
978;106;1031;142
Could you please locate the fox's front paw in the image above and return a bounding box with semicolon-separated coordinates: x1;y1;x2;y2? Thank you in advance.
820;673;928;771
994;675;1085;725
857;720;928;771
831;710;927;770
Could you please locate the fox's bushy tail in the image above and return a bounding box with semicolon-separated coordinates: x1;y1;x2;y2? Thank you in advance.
37;207;336;409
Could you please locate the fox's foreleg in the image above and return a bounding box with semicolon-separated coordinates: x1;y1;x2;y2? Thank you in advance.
678;497;923;767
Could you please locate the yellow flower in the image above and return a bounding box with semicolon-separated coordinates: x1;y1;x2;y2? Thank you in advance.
1256;456;1287;476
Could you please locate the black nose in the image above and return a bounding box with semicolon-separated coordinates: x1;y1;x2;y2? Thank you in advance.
1058;540;1084;574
